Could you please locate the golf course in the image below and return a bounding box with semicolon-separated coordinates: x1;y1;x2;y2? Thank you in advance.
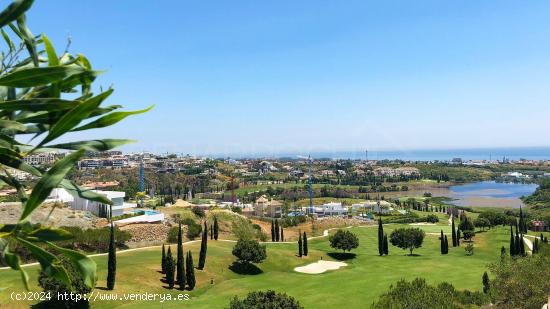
1;223;511;308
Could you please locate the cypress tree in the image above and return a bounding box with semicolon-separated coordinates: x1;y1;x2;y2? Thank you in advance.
440;230;445;254
161;243;166;274
509;226;516;256
275;220;280;242
303;232;308;256
210;224;213;240
280;226;284;242
198;222;207;270
298;233;303;257
533;238;539;254
451;216;457;247
176;223;185;289
519;234;525;256
213;216;219;240
107;221;116;290
515;233;521;256
444;235;449;254
378;218;384;256
186;251;196;290
166;247;175;288
519;206;528;234
482;272;490;294
456;228;461;246
383;233;389;255
271;220;275;242
500;246;506;259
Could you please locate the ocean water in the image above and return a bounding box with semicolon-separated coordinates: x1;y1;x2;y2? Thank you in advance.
218;147;550;161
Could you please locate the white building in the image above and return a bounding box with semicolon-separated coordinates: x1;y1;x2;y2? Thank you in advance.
70;190;136;217
315;202;348;217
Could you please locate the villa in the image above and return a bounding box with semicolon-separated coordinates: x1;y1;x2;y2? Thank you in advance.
253;195;283;218
70;190;137;217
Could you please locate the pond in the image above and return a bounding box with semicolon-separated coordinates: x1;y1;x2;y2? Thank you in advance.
448;181;538;208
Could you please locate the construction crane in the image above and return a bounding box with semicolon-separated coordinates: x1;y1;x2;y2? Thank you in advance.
298;155;313;215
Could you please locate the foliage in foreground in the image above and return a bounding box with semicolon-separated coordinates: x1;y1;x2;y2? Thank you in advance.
488;247;550;309
371;278;488;309
229;290;303;309
0;0;150;290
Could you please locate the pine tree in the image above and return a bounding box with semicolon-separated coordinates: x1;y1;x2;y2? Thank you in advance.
509;226;516;256
198;221;207;270
298;233;303;257
275;220;280;242
186;251;196;290
271;220;275;242
451;216;457;247
280;226;284;242
213;216;219;240
378;218;384;256
176;223;185;289
166;247;175;289
161;243;166;274
107;221;116;290
482;272;490;294
440;230;445;254
383;233;389;255
303;232;308;256
456;228;461;246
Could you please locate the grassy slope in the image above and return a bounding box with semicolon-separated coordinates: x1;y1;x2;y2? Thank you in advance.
0;224;509;308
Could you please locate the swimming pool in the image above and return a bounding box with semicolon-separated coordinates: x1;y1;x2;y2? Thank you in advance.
131;209;160;216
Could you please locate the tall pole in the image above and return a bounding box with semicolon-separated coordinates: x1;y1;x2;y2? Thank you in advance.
139;158;144;206
365;149;368;162
308;155;313;215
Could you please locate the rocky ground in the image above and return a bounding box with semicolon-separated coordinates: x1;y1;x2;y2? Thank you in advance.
119;223;172;243
0;202;97;229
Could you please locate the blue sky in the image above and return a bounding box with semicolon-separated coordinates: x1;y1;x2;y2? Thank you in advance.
21;0;550;155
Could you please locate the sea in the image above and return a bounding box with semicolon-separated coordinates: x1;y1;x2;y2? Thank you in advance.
212;147;550;161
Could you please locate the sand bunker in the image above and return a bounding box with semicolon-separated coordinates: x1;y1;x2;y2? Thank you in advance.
294;260;347;274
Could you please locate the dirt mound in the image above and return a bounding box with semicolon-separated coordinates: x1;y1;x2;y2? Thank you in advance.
0;202;96;229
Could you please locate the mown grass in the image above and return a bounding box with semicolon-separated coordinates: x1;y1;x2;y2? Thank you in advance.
0;225;509;308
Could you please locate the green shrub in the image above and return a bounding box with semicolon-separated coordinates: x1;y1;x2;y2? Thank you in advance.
426;214;439;223
229;290;303;309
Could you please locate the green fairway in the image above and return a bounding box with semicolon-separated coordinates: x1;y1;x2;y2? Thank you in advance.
0;225;510;308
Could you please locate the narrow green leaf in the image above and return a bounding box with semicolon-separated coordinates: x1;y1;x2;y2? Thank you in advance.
0;98;78;112
0;65;85;88
73;105;154;131
16;14;38;67
45;139;135;152
29;227;73;241
16;237;71;287
46;242;97;289
1;29;14;51
0;147;41;176
58;179;112;205
3;251;30;290
38;90;112;146
41;34;59;66
20;149;84;220
0;119;26;131
0;0;34;29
